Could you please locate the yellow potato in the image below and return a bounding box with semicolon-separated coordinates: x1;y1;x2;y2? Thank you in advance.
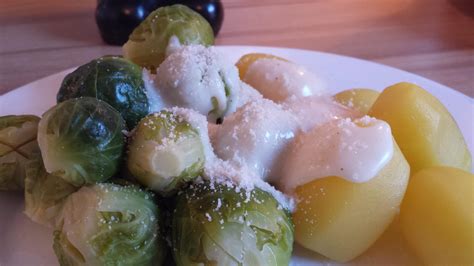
333;88;380;115
235;53;287;79
293;142;410;262
368;82;471;174
400;166;474;265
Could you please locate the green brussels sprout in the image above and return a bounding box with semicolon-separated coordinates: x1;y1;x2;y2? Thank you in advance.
0;115;40;190
57;56;150;129
172;181;294;266
53;183;164;266
123;4;214;69
127;111;205;195
24;159;77;227
38;97;126;186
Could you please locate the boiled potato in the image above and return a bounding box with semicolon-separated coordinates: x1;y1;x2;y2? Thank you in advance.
293;142;410;262
368;82;471;174
235;53;287;79
333;88;380;115
400;166;474;265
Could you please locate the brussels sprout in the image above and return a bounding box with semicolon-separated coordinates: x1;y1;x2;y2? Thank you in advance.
57;56;150;129
24;159;77;227
127;111;205;195
172;181;294;266
0;115;40;190
154;45;240;123
123;4;214;69
53;183;164;266
38;97;126;186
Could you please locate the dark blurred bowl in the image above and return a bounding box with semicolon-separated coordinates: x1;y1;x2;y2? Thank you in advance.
96;0;224;46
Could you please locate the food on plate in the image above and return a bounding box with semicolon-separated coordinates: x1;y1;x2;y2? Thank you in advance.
159;0;224;35
53;183;164;265
24;159;77;227
235;81;263;109
291;141;409;262
368;82;472;174
235;53;288;79
211;99;298;182
236;53;327;102
0;115;40;190
127;109;209;195
172;181;294;266
3;6;473;264
333;88;380;115
280;117;396;191
123;4;214;69
37;97;126;187
57;56;150;129
150;45;240;123
282;95;358;132
400;166;474;265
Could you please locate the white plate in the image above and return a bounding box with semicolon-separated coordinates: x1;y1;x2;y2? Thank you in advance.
0;46;472;266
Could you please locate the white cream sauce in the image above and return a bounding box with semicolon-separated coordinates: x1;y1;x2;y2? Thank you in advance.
280;116;394;193
211;99;299;182
243;58;327;102
283;95;360;132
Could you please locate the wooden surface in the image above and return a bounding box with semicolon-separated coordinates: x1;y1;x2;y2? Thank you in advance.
0;0;473;97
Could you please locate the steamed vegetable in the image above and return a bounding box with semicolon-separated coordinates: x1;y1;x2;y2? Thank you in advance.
57;56;150;129
123;4;214;69
0;115;40;190
292;142;410;262
53;183;164;265
176;0;224;35
172;181;294;266
153;45;240;123
38;97;126;187
127;111;205;195
368;82;471;173
237;55;327;102
235;53;288;79
333;88;380;115
24;159;77;228
401;166;474;265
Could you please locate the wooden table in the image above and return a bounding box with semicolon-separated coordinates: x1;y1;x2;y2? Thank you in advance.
1;0;473;97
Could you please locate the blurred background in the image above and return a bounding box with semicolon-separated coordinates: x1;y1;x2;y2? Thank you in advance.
0;0;473;96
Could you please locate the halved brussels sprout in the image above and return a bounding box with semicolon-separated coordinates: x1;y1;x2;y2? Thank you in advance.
38;97;126;186
123;4;214;69
127;110;205;195
53;183;164;266
0;115;40;190
24;159;77;228
57;56;150;129
172;181;294;266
